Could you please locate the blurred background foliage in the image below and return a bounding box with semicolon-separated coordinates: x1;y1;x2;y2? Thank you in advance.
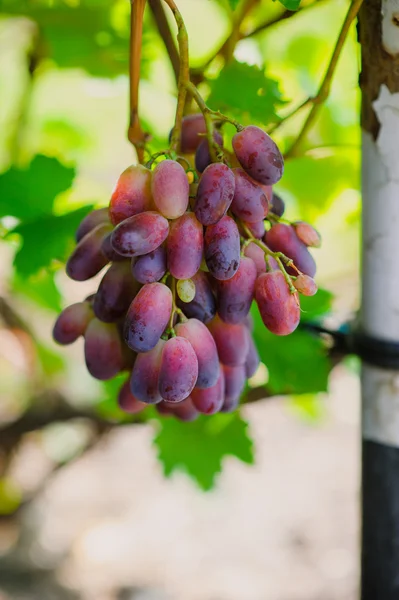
0;0;360;505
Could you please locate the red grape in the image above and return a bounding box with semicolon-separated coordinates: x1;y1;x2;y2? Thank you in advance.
93;261;139;322
53;301;93;345
255;271;300;335
231;168;269;223
84;319;125;380
245;332;260;378
217;256;257;324
111;211;169;258
232;125;284;185
132;245;167;284
194;163;235;225
204;215;240;281
191;370;225;415
101;233;126;262
244;242;266;276
118;380;147;414
130;338;165;404
124;282;172;352
167;213;203;280
109;164;152;225
158;336;199;402
195;131;223;173
179;113;207;153
293;274;318;296
176;271;216;323
66;222;112;281
76;208;110;242
175;318;220;388
157;397;199;421
293;221;321;248
151;159;189;219
208;316;249;366
242;220;265;239
221;364;246;413
265;223;316;277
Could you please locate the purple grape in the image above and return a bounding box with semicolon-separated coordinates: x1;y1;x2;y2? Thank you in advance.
221;364;246;413
101;233;126;262
167;213;203;280
151;159;189;219
270;192;285;217
265;223;316;277
158;337;199;402
53;301;93;345
118;380;147;414
255;271;300;336
217;256;257;324
243;242;266;276
204;216;240;281
232;125;284;185
175;318;220;389
66;223;112;281
93;261;140;322
130;339;165;404
208;316;249;366
124;282;172;352
109;164;152;225
195;131;223;173
111;211;169;258
132;246;167;284
176;271;216;323
84;319;125;380
76;208;110;242
231;168;269;223
245;333;260;378
191;370;225;415
178;113;207;153
194;163;235;226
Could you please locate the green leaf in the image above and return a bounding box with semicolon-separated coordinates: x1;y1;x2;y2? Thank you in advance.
299;288;334;322
11;206;93;277
154;412;254;490
227;0;241;9
275;0;302;9
207;60;285;126
36;342;65;377
0;155;75;221
288;394;325;423
251;291;332;395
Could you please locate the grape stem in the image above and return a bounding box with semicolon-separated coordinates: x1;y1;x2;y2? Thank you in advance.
239;221;298;293
283;0;364;157
128;0;148;163
162;0;189;153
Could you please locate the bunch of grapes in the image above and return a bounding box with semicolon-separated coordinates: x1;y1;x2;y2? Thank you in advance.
53;115;321;421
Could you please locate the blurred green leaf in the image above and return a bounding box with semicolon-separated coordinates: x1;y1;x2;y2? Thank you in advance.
275;0;302;9
36;341;65;376
0;155;75;221
12;271;62;313
207;60;285;126
154;412;254;490
251;287;333;395
288;394;325;422
227;0;241;9
0;479;22;516
11;205;93;277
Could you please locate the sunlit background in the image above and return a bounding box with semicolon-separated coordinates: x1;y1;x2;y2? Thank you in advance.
0;0;360;598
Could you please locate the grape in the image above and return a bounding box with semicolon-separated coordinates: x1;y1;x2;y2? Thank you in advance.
84;319;125;380
270;192;285;217
242;220;265;239
93;261;139;322
124;282;172;352
244;242;266;276
177;271;216;323
118;380;147;414
132;246;167;284
179;113;207;153
157;398;199;421
293;274;318;296
176;279;196;303
109;164;152;225
76;208;110;242
293;221;321;248
195;131;223;173
158;336;199;402
217;256;257;324
204;216;240;281
221;364;246;413
265;223;316;277
130;339;165;404
151;159;189;219
255;271;300;335
166;213;203;280
111;211;169;258
208;316;249;366
231;168;269;223
101;233;126;262
191;370;225;415
232;125;284;185
194;163;235;226
259;184;273;202
175;318;220;388
245;333;260;378
53;301;93;345
66;223;112;281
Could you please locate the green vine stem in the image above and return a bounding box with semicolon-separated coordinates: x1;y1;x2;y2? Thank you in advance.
162;0;189;153
128;0;148;163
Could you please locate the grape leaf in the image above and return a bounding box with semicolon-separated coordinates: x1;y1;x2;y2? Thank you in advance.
10;206;93;277
0;155;75;221
227;0;241;9
207;60;285;126
154;412;254;490
275;0;302;9
12;271;62;313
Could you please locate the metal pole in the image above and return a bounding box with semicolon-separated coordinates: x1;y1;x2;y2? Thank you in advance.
359;1;399;597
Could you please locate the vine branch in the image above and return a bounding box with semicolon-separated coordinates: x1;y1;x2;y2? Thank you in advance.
148;0;180;83
128;0;148;163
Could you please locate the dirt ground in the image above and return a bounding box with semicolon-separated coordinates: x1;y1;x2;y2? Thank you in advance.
0;364;360;600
